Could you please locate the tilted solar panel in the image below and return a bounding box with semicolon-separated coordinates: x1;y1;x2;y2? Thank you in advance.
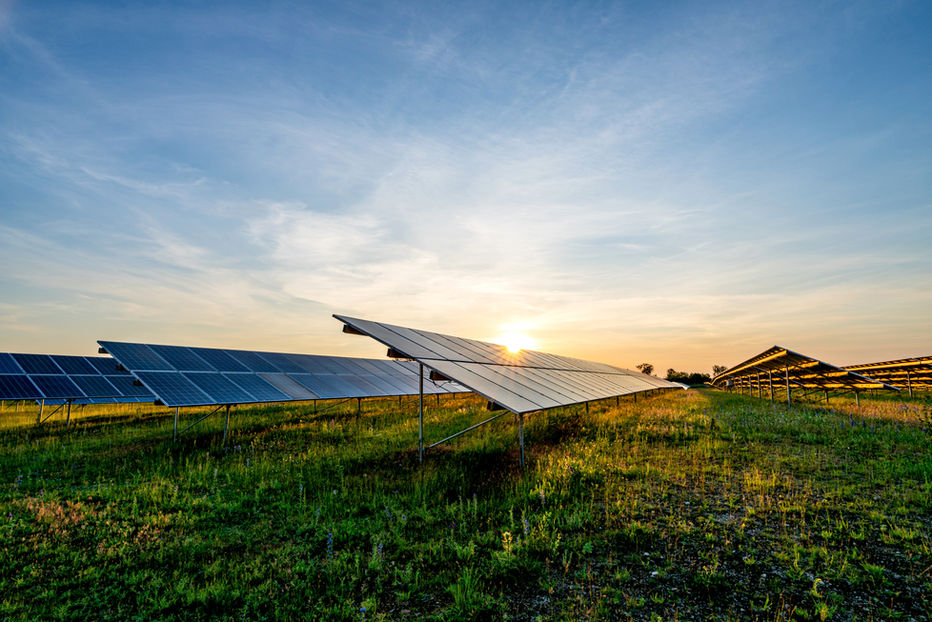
99;341;468;407
333;314;684;415
50;355;97;375
0;353;22;374
0;353;155;403
13;353;63;375
0;375;42;400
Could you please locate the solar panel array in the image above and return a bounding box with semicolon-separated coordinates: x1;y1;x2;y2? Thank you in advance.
98;341;468;408
333;315;683;415
0;353;154;404
844;356;932;393
711;346;898;394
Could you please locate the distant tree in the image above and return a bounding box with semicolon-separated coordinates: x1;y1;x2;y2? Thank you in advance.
712;364;727;377
666;368;712;386
636;363;654;376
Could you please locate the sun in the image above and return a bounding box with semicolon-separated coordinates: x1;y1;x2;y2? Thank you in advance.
494;331;537;354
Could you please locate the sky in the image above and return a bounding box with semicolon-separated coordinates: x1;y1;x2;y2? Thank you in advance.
1;0;930;374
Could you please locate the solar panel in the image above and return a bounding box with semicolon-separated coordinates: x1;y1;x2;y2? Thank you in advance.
333;314;684;415
257;373;319;400
13;353;63;375
99;343;172;372
104;375;153;397
188;348;250;373
49;355;97;375
133;372;213;407
0;353;154;403
0;375;42;400
223;373;292;402
149;345;215;372
256;352;306;374
28;375;84;399
86;357;125;375
70;375;120;398
183;372;256;403
0;353;22;374
100;340;469;407
226;350;280;373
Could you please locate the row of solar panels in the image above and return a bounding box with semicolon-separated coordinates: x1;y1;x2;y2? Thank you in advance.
0;354;152;403
844;356;932;390
0;347;468;409
710;346;899;393
2;315;685;415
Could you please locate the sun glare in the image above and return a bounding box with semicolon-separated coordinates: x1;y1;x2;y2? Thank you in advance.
495;331;537;354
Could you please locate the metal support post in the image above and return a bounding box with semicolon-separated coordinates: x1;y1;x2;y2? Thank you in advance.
418;364;424;462
585;402;590;415
37;399;44;425
356;397;361;420
785;366;791;405
906;371;913;398
768;371;774;402
313;399;318;414
65;400;72;428
824;390;829;403
757;373;762;399
436;393;440;406
173;407;180;441
518;413;525;470
615;396;619;408
854;391;860;407
222;404;231;445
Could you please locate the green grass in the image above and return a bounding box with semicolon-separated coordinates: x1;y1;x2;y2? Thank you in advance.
1;390;930;620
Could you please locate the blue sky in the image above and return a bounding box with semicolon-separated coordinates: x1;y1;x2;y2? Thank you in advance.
1;0;930;372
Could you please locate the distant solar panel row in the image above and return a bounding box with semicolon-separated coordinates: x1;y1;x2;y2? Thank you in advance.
844;356;932;392
333;315;683;415
0;353;154;402
99;341;467;408
711;346;898;394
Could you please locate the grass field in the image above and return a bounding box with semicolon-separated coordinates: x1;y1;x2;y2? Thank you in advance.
1;389;930;621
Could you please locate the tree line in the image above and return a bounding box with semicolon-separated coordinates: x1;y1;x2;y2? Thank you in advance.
635;363;728;386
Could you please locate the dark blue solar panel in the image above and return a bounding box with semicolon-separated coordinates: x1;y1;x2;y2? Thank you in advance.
305;357;349;374
286;374;346;399
70;375;120;398
258;353;305;374
0;375;42;399
257;373;319;400
149;345;215;371
99;342;173;371
341;374;391;396
105;375;153;398
86;357;124;375
50;355;97;375
0;353;23;373
188;348;249;372
12;354;62;374
223;373;291;402
134;372;213;407
30;375;85;399
183;373;256;403
226;350;280;373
